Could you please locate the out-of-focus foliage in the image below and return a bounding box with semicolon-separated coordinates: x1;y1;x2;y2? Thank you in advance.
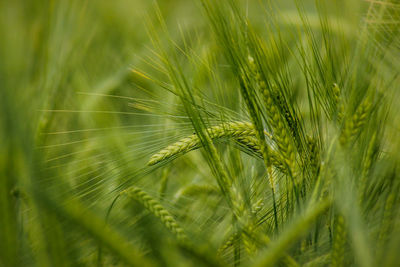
1;0;399;266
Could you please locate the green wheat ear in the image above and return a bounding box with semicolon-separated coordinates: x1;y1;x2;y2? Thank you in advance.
248;56;296;171
333;83;345;122
235;135;287;173
147;121;258;166
331;214;347;267
121;186;187;242
339;98;372;145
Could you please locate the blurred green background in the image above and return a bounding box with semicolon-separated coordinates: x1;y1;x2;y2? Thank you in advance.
1;0;399;266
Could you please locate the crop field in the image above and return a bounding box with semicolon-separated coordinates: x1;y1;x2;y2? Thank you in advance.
1;0;400;266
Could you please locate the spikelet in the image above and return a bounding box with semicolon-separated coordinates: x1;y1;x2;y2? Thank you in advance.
306;136;320;175
217;233;238;255
331;215;346;267
248;56;296;171
358;133;376;205
242;227;258;255
339;98;372;145
251;198;264;215
271;85;301;150
121;186;187;242
217;227;258;256
377;193;395;255
147;121;256;166
235;135;287;173
333;83;345;122
242;225;300;267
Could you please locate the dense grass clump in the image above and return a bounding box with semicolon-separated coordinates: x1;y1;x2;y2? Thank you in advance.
1;0;400;266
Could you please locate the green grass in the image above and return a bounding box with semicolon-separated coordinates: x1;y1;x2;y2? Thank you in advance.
1;0;400;266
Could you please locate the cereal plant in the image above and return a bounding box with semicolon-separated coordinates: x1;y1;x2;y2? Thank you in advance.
1;0;399;266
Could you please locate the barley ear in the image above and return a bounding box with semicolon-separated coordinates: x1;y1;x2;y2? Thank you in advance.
235;135;287;173
121;186;187;242
331;214;347;267
306;136;320;175
249;56;296;173
333;83;345;122
339;98;372;145
147;121;256;166
358;133;376;205
377;193;395;260
217;233;238;256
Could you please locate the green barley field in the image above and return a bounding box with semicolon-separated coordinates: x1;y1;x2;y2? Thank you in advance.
1;0;400;266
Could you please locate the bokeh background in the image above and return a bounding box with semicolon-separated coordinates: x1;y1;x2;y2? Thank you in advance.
1;0;399;266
